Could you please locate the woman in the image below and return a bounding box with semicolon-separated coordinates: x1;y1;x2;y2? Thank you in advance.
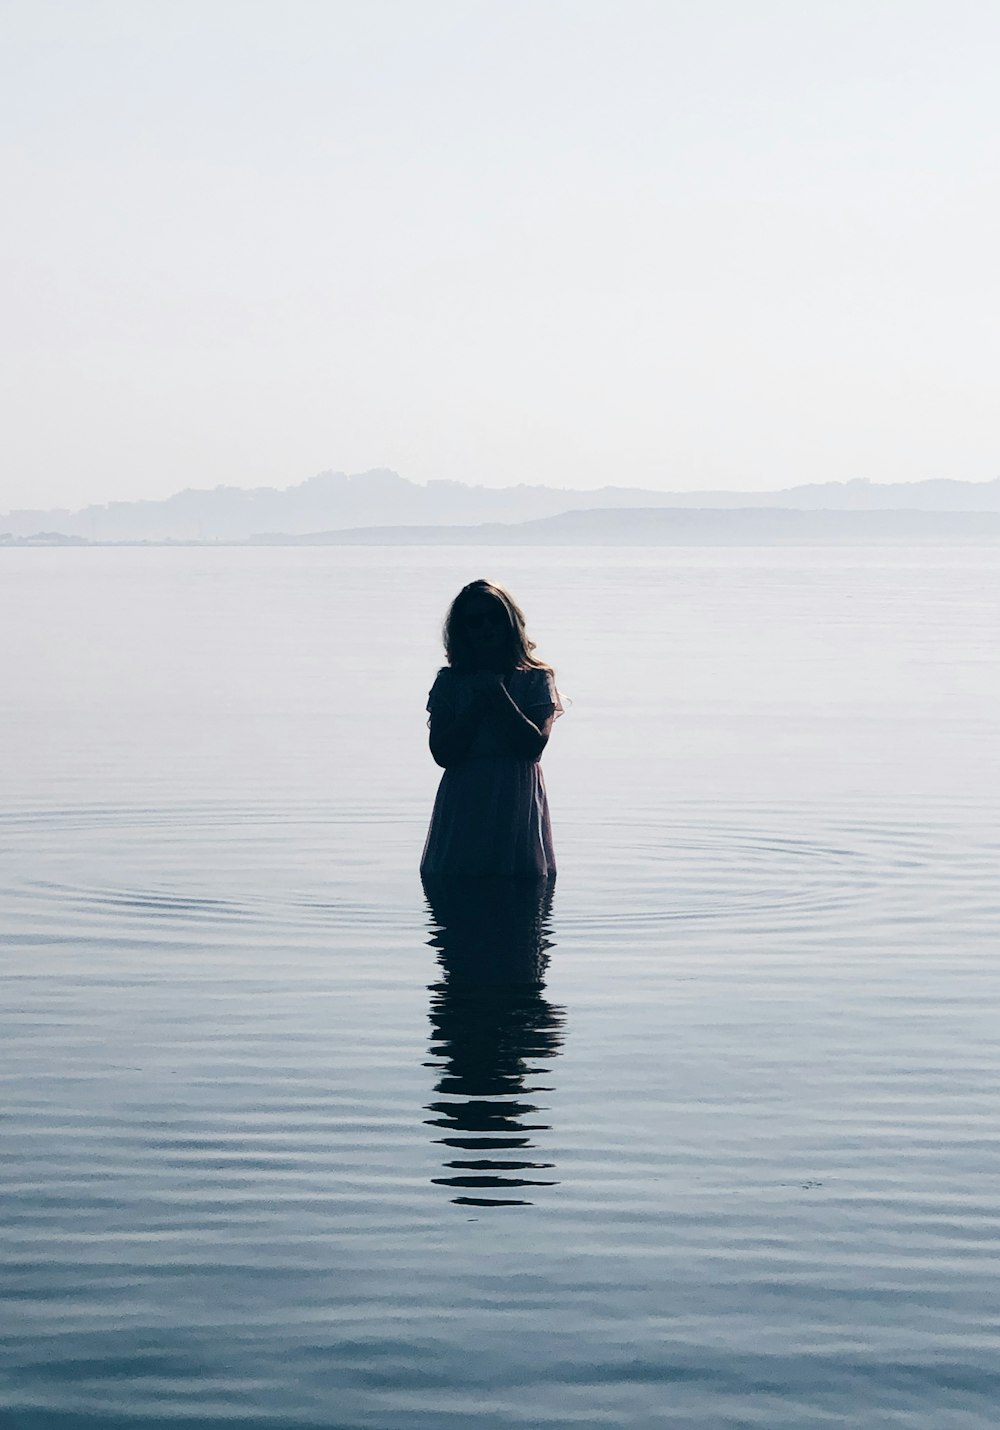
420;580;562;879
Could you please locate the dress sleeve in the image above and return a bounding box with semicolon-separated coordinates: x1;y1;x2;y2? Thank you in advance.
524;669;564;718
426;668;454;720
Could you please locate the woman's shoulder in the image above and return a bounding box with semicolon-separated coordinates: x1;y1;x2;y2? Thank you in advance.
513;664;563;707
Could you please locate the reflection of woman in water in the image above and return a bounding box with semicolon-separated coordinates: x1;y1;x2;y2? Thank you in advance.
423;876;564;1206
420;580;563;879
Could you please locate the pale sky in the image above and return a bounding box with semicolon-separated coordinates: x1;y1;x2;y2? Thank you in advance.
2;0;998;510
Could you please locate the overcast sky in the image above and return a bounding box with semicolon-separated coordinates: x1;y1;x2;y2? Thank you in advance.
2;0;998;510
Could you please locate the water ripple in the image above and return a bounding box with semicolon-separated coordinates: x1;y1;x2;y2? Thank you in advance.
2;793;999;1427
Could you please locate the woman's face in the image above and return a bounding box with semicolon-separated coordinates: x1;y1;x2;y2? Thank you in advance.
461;595;510;664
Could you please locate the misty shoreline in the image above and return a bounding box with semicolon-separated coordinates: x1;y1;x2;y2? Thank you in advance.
3;506;1000;548
4;471;1000;546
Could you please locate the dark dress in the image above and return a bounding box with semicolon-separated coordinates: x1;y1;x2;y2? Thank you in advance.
420;667;563;879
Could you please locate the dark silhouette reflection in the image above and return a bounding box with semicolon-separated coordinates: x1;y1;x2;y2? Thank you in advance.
422;876;565;1208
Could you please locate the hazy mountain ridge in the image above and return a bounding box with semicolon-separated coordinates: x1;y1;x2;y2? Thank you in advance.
3;470;1000;542
248;507;1000;546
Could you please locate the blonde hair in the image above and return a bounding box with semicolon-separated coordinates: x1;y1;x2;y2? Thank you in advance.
442;579;553;675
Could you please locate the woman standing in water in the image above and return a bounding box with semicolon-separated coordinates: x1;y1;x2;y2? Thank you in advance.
420;580;562;879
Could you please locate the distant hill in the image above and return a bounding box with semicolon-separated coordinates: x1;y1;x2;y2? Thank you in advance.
249;507;1000;546
2;469;999;543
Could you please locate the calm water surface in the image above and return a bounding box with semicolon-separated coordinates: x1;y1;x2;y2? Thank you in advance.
2;546;998;1429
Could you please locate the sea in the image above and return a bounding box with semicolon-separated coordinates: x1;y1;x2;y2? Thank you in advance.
2;544;998;1429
